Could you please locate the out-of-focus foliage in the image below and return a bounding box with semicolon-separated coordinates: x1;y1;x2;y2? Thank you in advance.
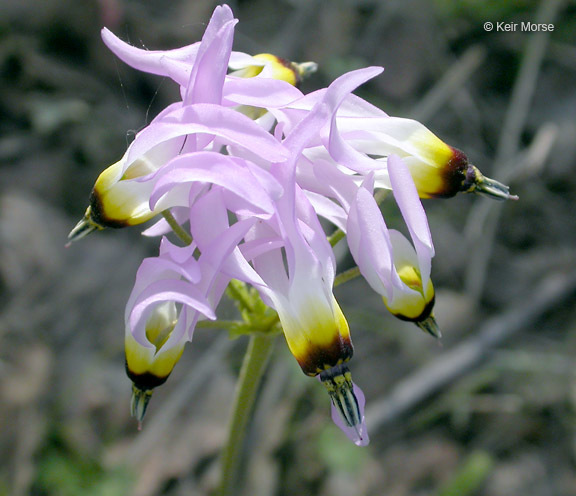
434;0;539;20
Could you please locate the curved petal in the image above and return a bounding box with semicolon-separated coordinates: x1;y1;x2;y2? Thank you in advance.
184;17;237;105
127;104;289;165
149;152;278;216
223;77;303;108
101;28;199;86
129;279;215;344
388;154;434;291
347;177;395;299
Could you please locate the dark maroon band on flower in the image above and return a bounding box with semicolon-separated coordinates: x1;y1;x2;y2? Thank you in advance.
431;147;470;199
274;56;302;87
89;189;130;229
297;335;354;377
125;361;170;391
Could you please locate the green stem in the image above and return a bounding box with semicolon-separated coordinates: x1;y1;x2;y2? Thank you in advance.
162;210;193;246
328;228;346;247
226;280;255;313
216;333;276;496
334;266;361;288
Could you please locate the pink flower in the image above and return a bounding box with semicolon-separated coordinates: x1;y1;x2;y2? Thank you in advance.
69;3;516;445
348;155;439;336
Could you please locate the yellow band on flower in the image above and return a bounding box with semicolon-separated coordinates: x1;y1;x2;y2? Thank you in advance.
383;263;435;322
124;332;185;387
408;144;471;199
236;53;302;87
280;297;353;376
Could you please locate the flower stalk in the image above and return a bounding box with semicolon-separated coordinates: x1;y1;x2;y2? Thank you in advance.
328;228;346;247
334;266;361;288
161;210;193;246
216;332;276;496
160;210;281;495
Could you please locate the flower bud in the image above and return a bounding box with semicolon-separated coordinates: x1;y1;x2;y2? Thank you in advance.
377;228;439;337
125;302;185;424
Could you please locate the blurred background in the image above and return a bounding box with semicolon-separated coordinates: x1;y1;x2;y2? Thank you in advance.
1;0;576;495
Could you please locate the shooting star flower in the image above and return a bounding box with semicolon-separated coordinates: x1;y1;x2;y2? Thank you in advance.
348;154;439;336
68;3;519;449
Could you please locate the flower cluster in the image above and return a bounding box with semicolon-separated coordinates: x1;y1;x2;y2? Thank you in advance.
69;5;515;446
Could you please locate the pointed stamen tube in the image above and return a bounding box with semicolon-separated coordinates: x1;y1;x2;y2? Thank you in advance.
67;207;104;244
415;314;442;338
295;61;318;79
464;165;519;201
320;363;361;429
130;385;153;425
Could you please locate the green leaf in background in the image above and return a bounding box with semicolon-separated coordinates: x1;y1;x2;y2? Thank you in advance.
434;0;538;20
436;451;494;496
317;424;369;475
32;438;133;496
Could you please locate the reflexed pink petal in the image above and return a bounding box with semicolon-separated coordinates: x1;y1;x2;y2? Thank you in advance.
223;77;303;107
101;28;200;86
308;154;363;212
127;278;215;351
149;152;279;217
347;176;395;298
130;280;215;328
322;67;383;113
127;104;288;165
388;154;434;289
102;4;235;92
184;17;237;105
303;191;348;232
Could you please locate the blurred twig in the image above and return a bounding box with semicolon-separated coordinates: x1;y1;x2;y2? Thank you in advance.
12;409;47;496
366;269;576;432
495;0;564;165
354;0;408;59
410;45;486;123
463;0;563;303
269;0;321;57
464;121;558;303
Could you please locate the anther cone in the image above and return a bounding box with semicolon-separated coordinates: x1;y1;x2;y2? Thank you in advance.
320;364;369;446
130;385;153;425
416;314;442;338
